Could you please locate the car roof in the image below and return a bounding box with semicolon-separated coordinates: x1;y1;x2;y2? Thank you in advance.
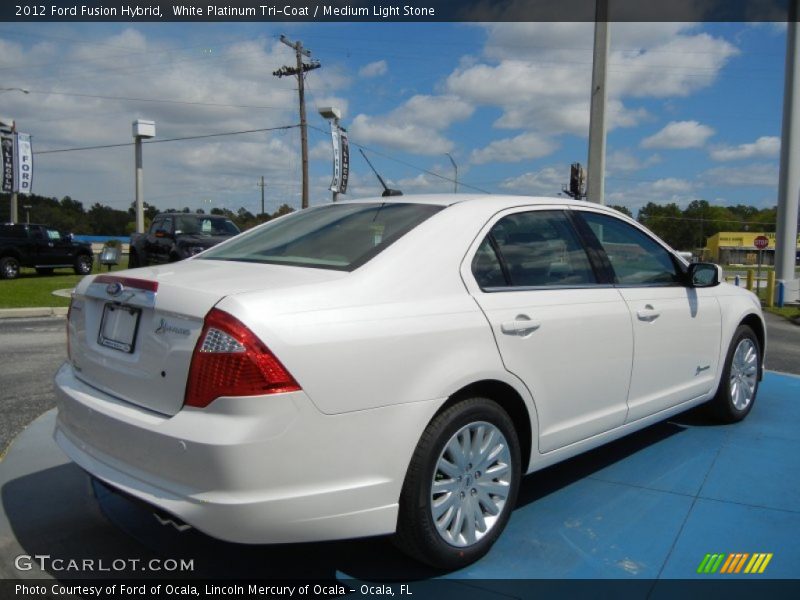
157;213;229;218
334;193;616;211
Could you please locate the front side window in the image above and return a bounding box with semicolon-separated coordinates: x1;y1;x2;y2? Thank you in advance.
472;210;596;288
200;203;443;271
580;212;680;285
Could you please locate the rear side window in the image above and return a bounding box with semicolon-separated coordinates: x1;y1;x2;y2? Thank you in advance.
473;210;596;288
200;203;443;271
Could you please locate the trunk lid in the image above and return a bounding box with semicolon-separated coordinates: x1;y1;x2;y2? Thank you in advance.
68;259;347;416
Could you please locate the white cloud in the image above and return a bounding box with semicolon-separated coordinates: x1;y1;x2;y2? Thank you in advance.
701;163;779;187
470;132;557;164
358;60;388;78
499;166;566;196
651;178;695;193
348;94;473;155
709;136;780;161
445;23;736;138
606;150;662;173
349;114;453;155
641;120;715;149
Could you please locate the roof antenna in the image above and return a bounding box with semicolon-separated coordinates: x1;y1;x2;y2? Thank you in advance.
359;149;403;197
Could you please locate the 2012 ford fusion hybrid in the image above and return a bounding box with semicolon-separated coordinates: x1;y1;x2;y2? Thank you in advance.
54;195;765;569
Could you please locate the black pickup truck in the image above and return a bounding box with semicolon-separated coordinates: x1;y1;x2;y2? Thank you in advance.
128;213;240;267
0;223;94;279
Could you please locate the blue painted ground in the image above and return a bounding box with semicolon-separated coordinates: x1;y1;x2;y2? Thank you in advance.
435;372;800;580
1;373;798;590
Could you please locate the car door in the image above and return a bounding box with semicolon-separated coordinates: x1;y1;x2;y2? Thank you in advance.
575;210;722;422
464;207;633;453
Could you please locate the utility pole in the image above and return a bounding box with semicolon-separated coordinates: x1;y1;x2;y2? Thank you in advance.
776;0;800;303
586;0;609;205
274;35;320;209
258;176;266;216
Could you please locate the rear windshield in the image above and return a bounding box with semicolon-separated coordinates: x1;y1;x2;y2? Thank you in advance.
175;216;240;236
199;202;443;271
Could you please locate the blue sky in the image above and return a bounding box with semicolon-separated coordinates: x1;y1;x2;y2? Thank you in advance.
0;21;787;215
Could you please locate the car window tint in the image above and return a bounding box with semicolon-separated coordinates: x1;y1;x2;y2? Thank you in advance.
200;203;443;271
483;211;595;288
581;212;680;285
46;229;61;241
471;237;507;288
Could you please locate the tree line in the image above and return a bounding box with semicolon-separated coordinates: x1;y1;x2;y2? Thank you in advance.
0;193;294;236
610;200;778;251
1;192;781;251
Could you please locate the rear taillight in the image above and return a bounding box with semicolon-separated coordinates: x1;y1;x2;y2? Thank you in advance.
184;308;300;408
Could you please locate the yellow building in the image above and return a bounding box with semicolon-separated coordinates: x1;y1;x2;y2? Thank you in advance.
705;232;800;265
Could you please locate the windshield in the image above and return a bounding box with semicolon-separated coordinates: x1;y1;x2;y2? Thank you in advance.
176;216;240;236
199;203;443;271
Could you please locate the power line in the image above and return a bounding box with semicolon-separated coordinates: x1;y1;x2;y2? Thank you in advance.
21;88;287;110
34;124;300;155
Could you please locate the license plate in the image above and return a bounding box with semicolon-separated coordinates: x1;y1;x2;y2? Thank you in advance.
98;303;141;353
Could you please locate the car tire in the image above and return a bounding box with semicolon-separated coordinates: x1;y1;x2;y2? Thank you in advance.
709;324;760;423
74;254;93;275
394;397;521;569
128;251;140;268
0;256;20;280
35;267;54;275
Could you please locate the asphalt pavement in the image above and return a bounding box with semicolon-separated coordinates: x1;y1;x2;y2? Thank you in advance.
0;316;66;458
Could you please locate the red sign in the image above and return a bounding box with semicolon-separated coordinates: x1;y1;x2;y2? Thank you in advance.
754;235;769;250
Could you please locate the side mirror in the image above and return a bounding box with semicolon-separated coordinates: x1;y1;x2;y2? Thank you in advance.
688;262;722;288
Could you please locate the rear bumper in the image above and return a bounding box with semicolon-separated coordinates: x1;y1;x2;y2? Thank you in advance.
53;363;441;544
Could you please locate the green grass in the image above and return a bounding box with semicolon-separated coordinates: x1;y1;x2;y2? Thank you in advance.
0;258;129;308
752;286;800;322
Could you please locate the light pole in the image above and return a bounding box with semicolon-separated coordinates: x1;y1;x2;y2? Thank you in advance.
319;106;342;202
445;153;458;193
132;120;155;234
23;204;31;223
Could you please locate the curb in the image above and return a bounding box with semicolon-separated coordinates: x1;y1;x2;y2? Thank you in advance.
0;307;68;319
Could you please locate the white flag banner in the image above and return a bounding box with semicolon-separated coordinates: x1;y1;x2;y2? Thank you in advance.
14;133;33;194
339;130;349;195
329;122;341;193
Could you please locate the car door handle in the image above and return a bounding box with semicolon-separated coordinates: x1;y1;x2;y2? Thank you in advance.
636;305;660;322
501;315;541;336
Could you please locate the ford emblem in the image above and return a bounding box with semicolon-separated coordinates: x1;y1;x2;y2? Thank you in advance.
106;282;124;296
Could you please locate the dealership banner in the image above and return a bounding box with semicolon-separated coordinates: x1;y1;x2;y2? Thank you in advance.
340;130;349;195
1;132;13;193
14;132;33;194
328;122;341;194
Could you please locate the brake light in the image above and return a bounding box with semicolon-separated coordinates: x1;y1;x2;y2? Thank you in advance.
184;308;300;408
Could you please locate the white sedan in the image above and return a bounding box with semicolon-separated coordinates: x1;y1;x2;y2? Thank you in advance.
54;195;765;569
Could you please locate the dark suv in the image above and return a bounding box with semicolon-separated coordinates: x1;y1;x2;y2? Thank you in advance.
0;223;94;279
128;213;240;267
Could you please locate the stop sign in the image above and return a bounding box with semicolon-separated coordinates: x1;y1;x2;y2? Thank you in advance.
754;235;769;250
